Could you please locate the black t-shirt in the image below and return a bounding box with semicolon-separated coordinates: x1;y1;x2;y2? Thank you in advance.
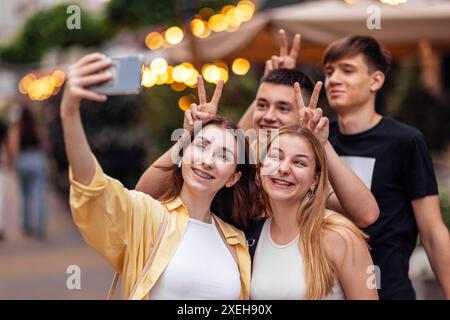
329;117;438;300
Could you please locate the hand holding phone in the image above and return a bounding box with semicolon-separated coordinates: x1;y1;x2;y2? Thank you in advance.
89;55;143;95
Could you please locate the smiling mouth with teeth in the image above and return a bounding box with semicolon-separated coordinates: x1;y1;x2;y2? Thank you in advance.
192;168;214;180
271;178;294;186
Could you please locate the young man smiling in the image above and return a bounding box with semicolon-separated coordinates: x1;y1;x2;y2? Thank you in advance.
323;35;450;299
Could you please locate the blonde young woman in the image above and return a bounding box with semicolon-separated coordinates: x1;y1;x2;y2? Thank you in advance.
61;53;262;300
249;106;378;299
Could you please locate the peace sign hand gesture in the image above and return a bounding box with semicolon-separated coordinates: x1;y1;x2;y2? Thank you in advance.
295;81;329;145
264;29;301;77
184;75;224;131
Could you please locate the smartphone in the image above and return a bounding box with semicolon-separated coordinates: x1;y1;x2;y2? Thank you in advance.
90;55;143;95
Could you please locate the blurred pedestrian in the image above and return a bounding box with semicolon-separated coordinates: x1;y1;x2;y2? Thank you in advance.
8;98;49;240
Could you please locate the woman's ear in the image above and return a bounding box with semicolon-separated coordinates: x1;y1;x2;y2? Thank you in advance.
226;171;242;188
311;172;320;190
370;71;385;93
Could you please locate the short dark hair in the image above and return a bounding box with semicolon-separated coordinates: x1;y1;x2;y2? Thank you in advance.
261;68;314;93
322;35;392;75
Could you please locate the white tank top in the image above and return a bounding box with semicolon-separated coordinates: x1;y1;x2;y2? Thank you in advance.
150;218;241;300
250;218;345;300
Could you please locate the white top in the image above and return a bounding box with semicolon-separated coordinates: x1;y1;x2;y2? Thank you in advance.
250;218;345;300
150;217;241;300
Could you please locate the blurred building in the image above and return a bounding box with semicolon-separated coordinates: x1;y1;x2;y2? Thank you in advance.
0;0;109;101
0;0;107;44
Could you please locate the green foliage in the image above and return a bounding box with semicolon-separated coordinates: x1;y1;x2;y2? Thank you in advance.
104;0;178;31
0;0;237;64
103;0;233;31
1;5;110;64
383;59;450;151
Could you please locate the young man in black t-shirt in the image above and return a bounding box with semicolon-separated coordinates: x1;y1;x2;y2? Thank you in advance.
323;36;450;299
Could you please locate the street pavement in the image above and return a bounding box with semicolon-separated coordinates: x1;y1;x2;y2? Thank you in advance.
0;170;117;299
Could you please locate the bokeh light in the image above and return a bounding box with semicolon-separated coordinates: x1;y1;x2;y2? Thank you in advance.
171;82;187;92
141;67;157;87
172;64;189;83
237;1;255;21
202;64;221;83
232;58;250;75
191;19;211;38
225;8;243;29
165;26;184;45
178;94;196;111
18;74;36;94
145;32;164;50
156;72;168;85
165;66;174;84
218;67;229;83
150;58;168;75
19;71;64;100
209;14;227;32
185;68;199;87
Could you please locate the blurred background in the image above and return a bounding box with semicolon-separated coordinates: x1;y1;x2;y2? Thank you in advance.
0;0;449;299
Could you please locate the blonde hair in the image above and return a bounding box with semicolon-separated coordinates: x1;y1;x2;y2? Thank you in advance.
259;126;368;299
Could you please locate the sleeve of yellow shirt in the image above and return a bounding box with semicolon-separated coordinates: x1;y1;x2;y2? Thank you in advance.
68;156;165;273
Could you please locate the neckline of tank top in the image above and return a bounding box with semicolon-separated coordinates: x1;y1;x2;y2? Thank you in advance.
188;217;214;227
267;217;300;249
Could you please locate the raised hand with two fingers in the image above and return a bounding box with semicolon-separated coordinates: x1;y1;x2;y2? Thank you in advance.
264;29;301;77
184;75;224;130
294;81;329;145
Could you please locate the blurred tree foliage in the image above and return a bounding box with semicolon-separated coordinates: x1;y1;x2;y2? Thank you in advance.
0;5;110;64
0;0;234;65
104;0;231;31
104;0;178;31
383;58;450;151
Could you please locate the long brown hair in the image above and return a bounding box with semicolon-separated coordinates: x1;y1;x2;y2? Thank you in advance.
259;125;368;299
157;115;263;230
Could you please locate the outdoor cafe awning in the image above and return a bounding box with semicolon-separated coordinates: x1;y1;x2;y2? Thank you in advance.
166;0;450;65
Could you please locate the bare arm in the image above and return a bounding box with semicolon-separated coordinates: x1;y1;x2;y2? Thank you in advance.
135;141;183;198
324;224;379;300
60;53;113;185
237;99;256;131
413;195;450;299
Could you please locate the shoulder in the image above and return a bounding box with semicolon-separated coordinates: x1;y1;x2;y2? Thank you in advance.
322;210;368;263
213;214;248;244
381;117;424;142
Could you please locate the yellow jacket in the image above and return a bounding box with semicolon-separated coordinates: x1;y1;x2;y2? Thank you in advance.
69;158;251;300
